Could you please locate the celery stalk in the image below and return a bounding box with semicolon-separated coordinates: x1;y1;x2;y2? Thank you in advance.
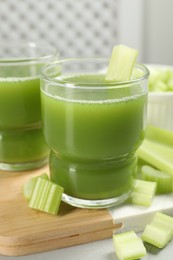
105;44;138;82
131;179;156;207
113;231;146;260
142;212;173;248
141;165;172;194
146;126;173;148
29;177;64;215
138;139;173;176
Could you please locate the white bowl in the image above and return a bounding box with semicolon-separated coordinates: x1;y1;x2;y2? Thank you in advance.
146;64;173;131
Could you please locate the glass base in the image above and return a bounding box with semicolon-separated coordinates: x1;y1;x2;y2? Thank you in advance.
0;157;48;171
62;191;131;209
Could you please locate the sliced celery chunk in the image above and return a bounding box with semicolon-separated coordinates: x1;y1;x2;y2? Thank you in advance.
131;179;156;207
29;177;64;215
142;212;173;248
105;44;138;82
141;165;172;194
113;230;146;260
23;173;49;200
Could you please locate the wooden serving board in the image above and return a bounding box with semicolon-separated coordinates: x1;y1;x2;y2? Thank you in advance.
0;166;121;256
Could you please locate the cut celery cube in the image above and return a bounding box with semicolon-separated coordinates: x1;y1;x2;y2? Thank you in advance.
142;224;171;248
132;192;154;207
131;179;156;207
152;212;173;233
133;179;156;194
142;212;173;248
105;44;138;82
113;231;146;260
29;177;64;215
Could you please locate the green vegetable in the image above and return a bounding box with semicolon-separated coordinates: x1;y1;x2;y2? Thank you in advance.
141;165;172;194
138;139;173;176
142;212;173;248
29;177;64;215
146;125;173;148
113;230;146;260
105;44;138;82
148;67;173;92
23;173;49;200
131;179;156;207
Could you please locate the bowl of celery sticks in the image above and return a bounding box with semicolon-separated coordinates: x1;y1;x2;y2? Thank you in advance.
147;64;173;131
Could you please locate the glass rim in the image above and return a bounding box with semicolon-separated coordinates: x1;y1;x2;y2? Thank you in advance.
40;57;150;89
0;41;58;64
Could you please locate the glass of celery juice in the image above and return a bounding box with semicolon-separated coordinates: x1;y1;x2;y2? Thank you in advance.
0;42;58;171
40;58;149;208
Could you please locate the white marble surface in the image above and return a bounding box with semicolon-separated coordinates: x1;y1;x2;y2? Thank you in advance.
109;194;173;233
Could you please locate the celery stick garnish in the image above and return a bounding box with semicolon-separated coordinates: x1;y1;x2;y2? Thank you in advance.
131;179;156;207
141;165;172;194
113;230;146;260
23;173;49;200
29;177;64;215
105;44;138;82
142;212;173;248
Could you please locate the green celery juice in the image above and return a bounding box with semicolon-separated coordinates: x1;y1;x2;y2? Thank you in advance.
41;74;147;200
0;77;49;164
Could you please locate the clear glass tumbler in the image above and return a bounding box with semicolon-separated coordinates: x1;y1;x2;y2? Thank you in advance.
0;42;58;171
40;58;149;208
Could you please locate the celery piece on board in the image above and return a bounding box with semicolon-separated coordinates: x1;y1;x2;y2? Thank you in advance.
113;230;146;260
29;177;64;215
141;165;173;194
105;44;138;82
142;212;173;248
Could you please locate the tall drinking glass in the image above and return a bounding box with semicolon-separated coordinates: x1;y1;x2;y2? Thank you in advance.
0;42;58;171
40;58;149;208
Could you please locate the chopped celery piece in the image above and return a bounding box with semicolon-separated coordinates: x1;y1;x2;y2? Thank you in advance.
138;139;173;176
168;73;173;90
29;177;64;215
113;230;146;260
105;44;138;82
142;212;173;248
148;67;173;92
141;165;172;194
23;173;49;200
150;80;167;92
131;179;156;207
146;125;173;148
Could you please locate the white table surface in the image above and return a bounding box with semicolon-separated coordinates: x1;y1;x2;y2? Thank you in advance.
0;234;173;260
